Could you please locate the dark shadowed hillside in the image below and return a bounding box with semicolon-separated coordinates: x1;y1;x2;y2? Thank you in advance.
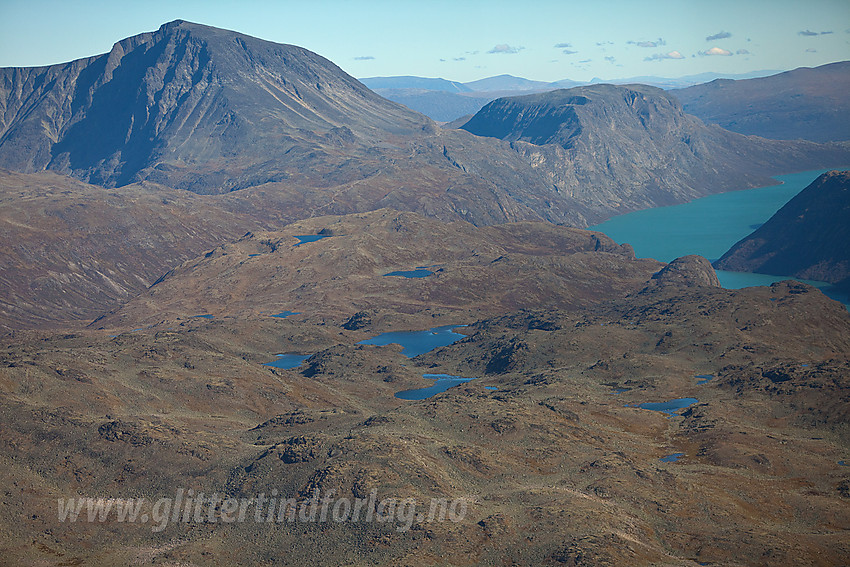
674;62;850;142
714;170;850;287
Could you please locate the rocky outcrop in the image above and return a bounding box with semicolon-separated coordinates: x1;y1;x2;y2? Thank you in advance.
646;255;721;288
342;311;373;331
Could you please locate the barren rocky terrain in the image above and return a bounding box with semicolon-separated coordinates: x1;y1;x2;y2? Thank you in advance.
1;20;849;567
1;248;848;565
2;209;849;565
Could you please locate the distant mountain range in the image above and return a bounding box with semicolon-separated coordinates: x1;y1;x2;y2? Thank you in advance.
674;62;850;142
361;69;784;123
463;74;553;92
361;69;781;94
359;75;471;93
714;170;850;288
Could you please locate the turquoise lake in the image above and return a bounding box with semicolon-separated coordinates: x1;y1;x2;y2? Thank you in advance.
384;269;433;278
633;397;700;416
264;325;474;400
264;354;311;369
357;325;468;358
394;374;474;400
293;234;332;246
591;167;850;306
271;310;300;318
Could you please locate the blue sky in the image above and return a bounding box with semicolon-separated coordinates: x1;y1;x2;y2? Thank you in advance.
0;0;848;82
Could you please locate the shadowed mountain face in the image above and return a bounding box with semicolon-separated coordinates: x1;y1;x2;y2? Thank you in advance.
673;61;850;142
0;20;431;192
461;84;850;210
714;170;850;288
0;21;593;225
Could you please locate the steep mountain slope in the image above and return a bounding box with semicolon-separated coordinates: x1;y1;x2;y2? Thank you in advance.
461;84;850;211
0;20;431;192
0;21;596;226
714;170;850;287
673;61;850;142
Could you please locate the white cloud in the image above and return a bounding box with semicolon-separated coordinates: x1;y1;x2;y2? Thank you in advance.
354;55;375;61
699;47;733;56
644;50;685;61
487;44;524;54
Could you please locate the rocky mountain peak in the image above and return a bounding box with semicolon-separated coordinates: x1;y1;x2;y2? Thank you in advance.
0;21;431;191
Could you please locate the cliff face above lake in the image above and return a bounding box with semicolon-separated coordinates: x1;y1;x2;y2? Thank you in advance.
714;170;850;288
461;84;850;213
